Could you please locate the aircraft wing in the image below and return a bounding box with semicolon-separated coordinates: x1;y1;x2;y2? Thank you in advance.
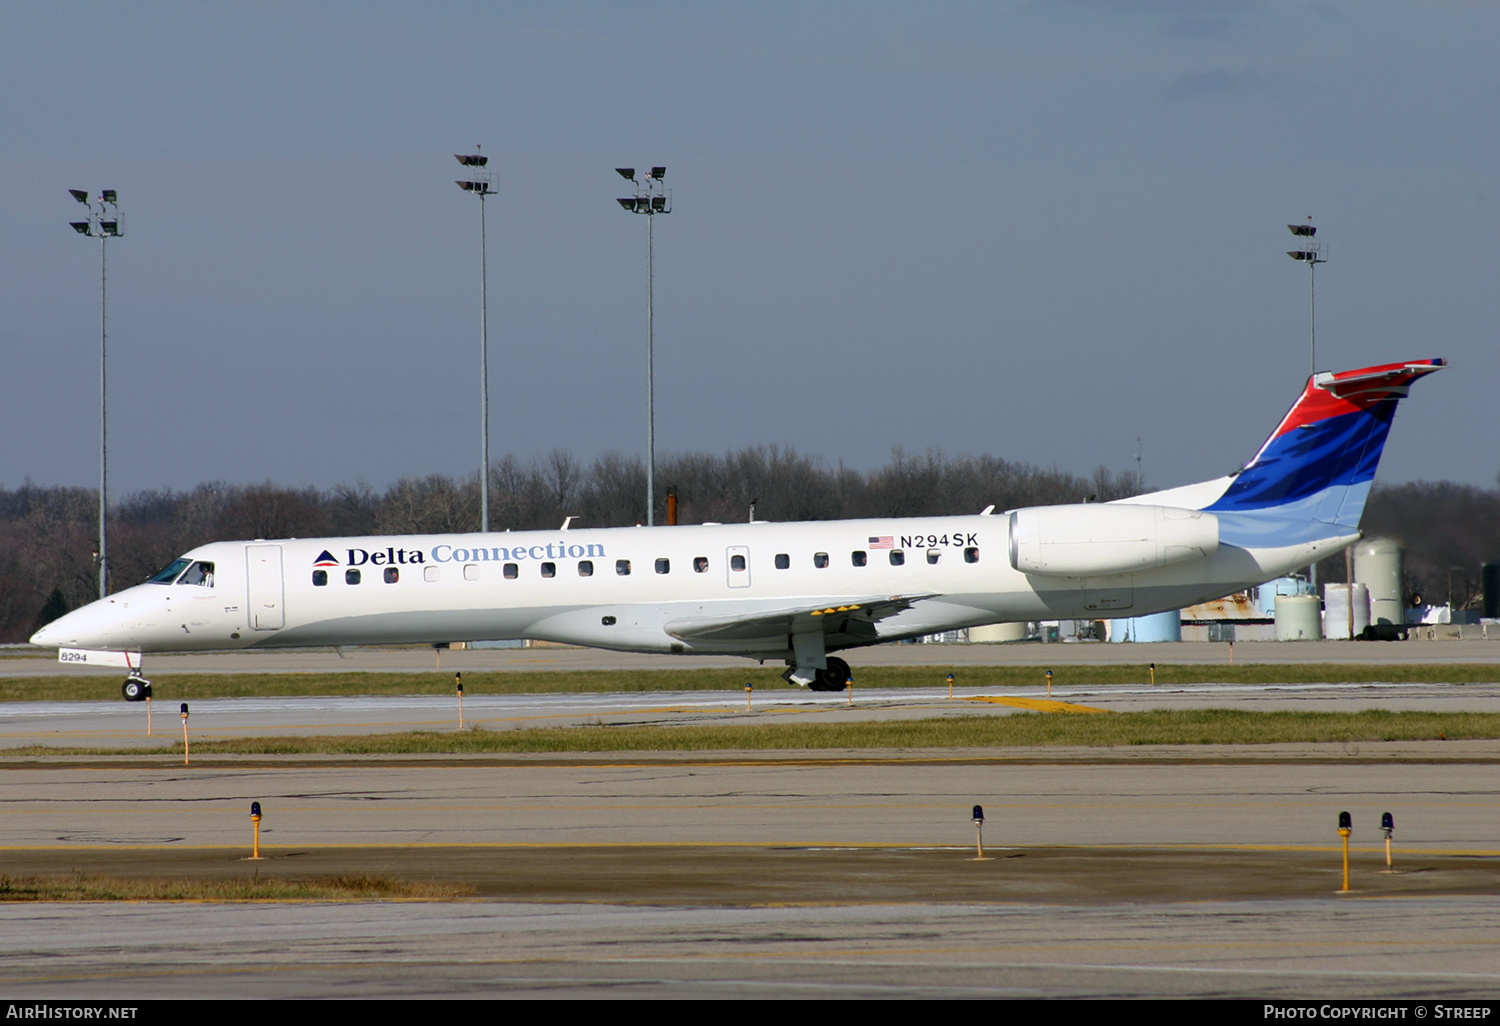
664;593;939;645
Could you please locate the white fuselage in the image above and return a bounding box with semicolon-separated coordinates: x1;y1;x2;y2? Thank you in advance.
34;512;1331;664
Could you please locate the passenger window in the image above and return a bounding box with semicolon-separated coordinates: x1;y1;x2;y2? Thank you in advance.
730;554;746;572
775;553;790;570
384;567;399;584
927;549;941;565
889;550;905;566
346;568;361;585
693;556;709;573
463;564;479;581
964;547;980;563
814;552;829;569
579;560;594;577
424;566;440;582
504;563;518;579
655;558;670;574
541;562;556;578
617;559;632;576
851;551;867;567
312;570;328;587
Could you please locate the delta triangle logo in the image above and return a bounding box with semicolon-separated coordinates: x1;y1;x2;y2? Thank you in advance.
313;550;339;567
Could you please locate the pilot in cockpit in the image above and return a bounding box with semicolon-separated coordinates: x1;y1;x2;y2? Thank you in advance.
179;561;215;587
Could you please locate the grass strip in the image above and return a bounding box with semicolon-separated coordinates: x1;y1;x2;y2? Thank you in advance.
0;872;475;902
4;662;1500;702
11;709;1497;756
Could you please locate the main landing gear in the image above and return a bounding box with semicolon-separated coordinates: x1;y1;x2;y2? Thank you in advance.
122;674;153;702
804;656;851;693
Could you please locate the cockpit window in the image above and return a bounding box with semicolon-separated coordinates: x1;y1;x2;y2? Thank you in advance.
148;558;192;585
178;561;215;587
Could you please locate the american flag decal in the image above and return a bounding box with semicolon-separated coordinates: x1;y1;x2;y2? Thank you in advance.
869;536;894;549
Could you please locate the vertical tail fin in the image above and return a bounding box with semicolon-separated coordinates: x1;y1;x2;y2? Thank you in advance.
1206;359;1445;548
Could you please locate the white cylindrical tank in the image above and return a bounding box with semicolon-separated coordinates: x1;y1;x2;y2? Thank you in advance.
1323;583;1371;640
1275;594;1322;641
1354;538;1404;626
969;621;1028;643
1108;609;1182;643
1256;576;1315;616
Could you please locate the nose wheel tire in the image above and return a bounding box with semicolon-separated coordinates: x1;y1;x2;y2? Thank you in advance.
122;676;152;702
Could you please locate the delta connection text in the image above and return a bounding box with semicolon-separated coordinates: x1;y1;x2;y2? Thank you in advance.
1265;1007;1492;1019
332;541;607;567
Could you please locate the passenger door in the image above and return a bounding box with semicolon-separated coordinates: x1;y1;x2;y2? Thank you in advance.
245;544;285;630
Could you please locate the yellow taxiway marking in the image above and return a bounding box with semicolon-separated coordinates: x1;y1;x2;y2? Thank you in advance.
960;695;1113;714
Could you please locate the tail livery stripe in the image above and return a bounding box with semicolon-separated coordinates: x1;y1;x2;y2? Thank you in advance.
1210;359;1444;516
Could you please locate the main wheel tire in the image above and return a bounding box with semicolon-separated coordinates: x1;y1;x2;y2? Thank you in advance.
814;657;851;693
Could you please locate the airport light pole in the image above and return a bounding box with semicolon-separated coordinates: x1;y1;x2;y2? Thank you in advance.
68;188;123;599
455;151;494;532
1287;217;1327;591
615;166;671;526
1286;217;1327;378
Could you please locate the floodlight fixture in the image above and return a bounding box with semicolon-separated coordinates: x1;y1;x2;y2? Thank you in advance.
71;221;92;235
100;221;120;236
650;166;666;179
616;167;636;181
1287;250;1319;262
651;196;666;212
617;197;637;211
100;189;117;204
455;153;488;167
69;189;89;204
1287;223;1316;237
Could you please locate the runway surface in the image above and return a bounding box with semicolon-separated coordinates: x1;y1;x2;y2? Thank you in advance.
3;895;1500;999
1;747;1499;998
5;634;1500;679
4;680;1500;749
4;647;1500;998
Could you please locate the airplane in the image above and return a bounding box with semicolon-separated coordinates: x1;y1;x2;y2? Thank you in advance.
31;358;1444;701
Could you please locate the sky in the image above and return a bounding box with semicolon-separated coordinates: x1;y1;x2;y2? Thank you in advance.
2;1;1496;503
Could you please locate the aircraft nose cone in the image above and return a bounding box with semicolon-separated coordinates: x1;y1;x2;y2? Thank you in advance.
28;600;120;650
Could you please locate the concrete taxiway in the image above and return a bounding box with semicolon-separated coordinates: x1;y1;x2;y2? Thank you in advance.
1;749;1498;998
4;679;1500;750
4;634;1500;678
4;640;1500;998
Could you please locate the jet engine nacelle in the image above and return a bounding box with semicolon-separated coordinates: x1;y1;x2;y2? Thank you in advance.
1008;504;1219;578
